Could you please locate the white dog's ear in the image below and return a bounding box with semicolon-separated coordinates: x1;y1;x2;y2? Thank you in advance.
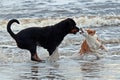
93;30;96;34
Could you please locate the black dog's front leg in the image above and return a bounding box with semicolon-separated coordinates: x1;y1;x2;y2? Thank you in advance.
47;48;59;62
47;48;56;56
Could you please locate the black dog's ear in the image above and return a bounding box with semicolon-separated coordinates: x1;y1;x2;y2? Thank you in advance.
66;18;74;22
66;18;76;26
66;18;73;20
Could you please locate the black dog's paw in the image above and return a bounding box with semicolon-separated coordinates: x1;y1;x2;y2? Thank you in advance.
31;58;46;63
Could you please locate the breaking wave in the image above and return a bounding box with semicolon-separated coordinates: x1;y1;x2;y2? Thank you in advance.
0;15;120;30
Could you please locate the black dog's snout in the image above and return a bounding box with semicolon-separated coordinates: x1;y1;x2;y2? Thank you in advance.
76;26;79;31
70;26;79;34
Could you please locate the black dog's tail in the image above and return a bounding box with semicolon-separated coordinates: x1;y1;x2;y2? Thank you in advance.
7;19;20;39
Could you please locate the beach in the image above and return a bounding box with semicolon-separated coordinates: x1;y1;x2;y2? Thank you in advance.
0;0;120;80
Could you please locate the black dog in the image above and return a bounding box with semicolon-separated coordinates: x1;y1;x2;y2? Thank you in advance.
7;18;79;62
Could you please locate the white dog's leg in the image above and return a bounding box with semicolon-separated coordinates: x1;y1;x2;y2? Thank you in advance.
94;52;102;59
71;53;85;60
101;45;108;52
80;54;85;60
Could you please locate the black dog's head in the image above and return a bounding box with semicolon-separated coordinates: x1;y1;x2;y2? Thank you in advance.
62;18;79;34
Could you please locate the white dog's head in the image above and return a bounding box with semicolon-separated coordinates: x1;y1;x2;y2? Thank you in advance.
86;29;96;36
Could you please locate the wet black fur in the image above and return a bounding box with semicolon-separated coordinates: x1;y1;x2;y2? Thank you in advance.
7;18;79;59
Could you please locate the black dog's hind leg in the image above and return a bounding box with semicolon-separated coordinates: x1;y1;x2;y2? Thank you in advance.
29;45;43;62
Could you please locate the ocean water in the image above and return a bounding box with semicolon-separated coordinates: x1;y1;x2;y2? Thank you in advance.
0;0;120;19
0;0;120;80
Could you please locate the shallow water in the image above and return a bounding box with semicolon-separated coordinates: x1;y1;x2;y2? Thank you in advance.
0;24;120;80
0;0;120;80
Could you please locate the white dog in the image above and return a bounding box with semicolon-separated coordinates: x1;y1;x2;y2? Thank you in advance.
79;28;108;59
